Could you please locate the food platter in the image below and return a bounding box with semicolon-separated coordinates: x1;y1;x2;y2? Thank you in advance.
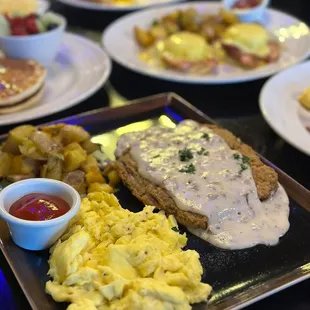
260;61;310;156
102;2;310;84
0;32;111;126
1;93;310;310
56;0;184;12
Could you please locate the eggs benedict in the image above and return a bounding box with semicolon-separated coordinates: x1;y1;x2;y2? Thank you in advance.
221;23;280;68
154;32;217;74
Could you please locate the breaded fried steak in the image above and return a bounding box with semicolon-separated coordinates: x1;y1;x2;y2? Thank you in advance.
114;120;290;250
114;122;278;230
115;152;209;229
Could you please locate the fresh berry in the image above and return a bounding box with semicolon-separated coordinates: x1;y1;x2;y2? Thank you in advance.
11;27;27;36
47;23;58;31
10;16;24;28
24;18;39;34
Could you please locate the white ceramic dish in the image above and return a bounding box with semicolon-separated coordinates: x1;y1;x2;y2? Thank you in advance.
259;61;310;156
38;0;51;14
0;32;111;126
56;0;184;12
102;1;310;84
222;0;269;23
0;13;67;67
0;178;81;251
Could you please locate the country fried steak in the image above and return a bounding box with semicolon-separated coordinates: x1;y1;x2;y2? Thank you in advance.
114;124;278;229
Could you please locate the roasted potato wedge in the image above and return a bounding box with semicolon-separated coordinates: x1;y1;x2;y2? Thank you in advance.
41;124;65;136
85;168;105;185
81;140;99;154
81;155;98;173
63;142;87;172
40;157;63;180
19;140;47;160
30;131;62;159
62;170;86;194
60;125;90;145
0;153;13;177
134;27;154;48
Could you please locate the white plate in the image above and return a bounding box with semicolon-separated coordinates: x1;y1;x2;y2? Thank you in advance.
259;61;310;156
0;32;111;126
102;1;310;84
56;0;184;12
38;0;51;13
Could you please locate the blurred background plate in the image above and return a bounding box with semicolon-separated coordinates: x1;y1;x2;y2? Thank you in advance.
0;32;111;126
102;1;310;84
56;0;184;12
259;61;310;156
38;0;51;13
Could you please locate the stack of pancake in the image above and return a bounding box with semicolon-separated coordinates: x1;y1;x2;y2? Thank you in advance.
0;59;46;114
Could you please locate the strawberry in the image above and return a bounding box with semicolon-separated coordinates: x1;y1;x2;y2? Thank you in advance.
24;18;39;34
10;16;24;28
11;27;27;36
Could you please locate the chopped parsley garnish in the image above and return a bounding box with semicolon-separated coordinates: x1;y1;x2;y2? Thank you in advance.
233;154;250;174
239;163;248;174
171;226;179;232
197;148;208;155
179;163;196;174
233;153;240;160
202;133;210;141
242;155;250;164
179;148;193;162
153;154;160;158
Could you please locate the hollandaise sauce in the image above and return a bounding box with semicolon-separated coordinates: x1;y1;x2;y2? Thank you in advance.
10;193;70;221
116;120;290;250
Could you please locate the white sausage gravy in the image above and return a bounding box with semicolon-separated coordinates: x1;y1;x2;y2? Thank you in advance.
116;120;290;250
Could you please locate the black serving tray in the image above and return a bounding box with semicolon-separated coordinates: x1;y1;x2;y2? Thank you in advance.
1;93;310;310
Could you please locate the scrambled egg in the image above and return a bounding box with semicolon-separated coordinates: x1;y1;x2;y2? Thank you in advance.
46;191;212;309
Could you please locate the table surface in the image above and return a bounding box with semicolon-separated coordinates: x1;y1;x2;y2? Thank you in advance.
1;0;310;309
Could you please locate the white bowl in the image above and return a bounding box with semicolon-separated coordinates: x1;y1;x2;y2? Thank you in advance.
0;178;80;251
0;12;66;67
223;0;269;23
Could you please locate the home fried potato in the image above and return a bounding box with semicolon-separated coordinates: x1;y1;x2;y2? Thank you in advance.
40;158;63;180
81;155;98;173
134;7;240;47
80;139;99;154
85;168;105;185
63;142;87;172
0;153;13;177
134;27;154;48
0;123;116;193
60;125;90;145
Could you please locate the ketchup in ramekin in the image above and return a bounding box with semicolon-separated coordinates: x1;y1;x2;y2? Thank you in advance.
9;193;70;221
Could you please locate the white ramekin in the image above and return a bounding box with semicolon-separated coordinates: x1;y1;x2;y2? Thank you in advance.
0;178;80;251
0;12;67;67
223;0;270;23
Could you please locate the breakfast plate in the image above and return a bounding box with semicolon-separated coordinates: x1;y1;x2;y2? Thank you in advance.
1;93;310;310
56;0;184;12
260;61;310;156
0;32;111;126
102;2;310;84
